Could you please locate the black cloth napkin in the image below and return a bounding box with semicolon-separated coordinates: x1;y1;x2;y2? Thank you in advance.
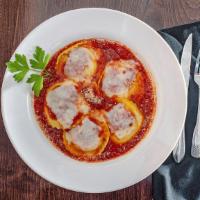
153;22;200;200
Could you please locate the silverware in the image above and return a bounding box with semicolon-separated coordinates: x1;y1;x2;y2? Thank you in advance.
191;49;200;158
173;34;192;163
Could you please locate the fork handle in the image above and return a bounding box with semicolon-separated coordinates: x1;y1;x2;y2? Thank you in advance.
173;128;185;163
191;90;200;158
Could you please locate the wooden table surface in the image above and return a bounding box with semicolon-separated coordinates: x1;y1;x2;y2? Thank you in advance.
0;0;200;199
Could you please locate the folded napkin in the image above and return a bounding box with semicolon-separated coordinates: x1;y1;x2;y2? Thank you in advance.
153;22;200;200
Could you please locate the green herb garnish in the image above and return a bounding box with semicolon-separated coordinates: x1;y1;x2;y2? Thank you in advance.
6;46;50;96
30;46;50;69
27;74;44;97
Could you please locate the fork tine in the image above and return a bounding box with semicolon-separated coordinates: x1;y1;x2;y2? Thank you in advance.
195;49;200;74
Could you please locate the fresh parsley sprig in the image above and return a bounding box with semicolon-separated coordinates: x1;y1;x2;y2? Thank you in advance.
7;54;29;82
27;74;44;97
30;46;50;69
6;46;50;97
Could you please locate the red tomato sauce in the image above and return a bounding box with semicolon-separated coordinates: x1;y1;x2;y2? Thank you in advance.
34;39;156;162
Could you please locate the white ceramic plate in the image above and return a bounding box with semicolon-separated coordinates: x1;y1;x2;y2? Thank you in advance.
1;8;186;193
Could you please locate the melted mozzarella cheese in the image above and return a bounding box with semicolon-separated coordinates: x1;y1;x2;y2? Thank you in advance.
46;82;78;129
106;103;135;139
46;80;91;129
102;59;136;97
65;117;101;151
64;47;97;82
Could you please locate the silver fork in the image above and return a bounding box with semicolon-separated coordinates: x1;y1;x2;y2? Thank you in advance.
191;49;200;158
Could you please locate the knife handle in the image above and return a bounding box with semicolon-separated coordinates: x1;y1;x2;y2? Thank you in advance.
191;91;200;158
173;128;185;163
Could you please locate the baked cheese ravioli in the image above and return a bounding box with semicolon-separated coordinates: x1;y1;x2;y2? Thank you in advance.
34;39;156;162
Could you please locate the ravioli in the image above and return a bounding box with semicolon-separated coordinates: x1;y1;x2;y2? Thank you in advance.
56;42;99;83
45;80;90;129
102;59;136;97
105;98;143;144
63;112;110;157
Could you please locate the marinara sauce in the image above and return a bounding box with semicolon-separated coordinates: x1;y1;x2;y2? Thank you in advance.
34;39;156;162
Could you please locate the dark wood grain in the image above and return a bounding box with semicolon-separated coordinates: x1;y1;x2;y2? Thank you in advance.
0;0;200;199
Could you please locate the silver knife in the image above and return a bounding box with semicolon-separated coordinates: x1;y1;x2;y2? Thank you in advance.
173;34;192;163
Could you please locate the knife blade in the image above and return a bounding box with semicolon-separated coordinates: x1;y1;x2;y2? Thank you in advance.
173;34;192;163
181;34;192;88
